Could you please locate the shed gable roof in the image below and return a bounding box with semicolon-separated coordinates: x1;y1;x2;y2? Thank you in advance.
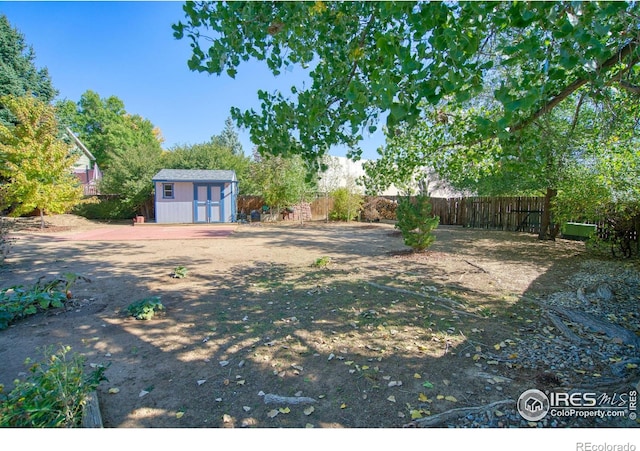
152;169;237;182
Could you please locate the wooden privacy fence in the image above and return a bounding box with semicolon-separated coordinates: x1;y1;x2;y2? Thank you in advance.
430;196;547;234
238;195;548;232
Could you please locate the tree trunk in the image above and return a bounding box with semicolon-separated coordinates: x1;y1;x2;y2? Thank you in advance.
538;187;559;240
40;208;45;229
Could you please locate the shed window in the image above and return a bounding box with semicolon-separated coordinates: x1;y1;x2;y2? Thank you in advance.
162;183;174;199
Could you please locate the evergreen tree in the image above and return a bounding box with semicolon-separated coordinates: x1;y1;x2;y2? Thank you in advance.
0;15;56;126
212;117;243;156
395;195;439;252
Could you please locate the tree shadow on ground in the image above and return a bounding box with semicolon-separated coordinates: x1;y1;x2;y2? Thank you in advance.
0;223;637;428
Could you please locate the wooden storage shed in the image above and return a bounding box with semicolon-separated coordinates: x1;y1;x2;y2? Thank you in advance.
152;169;238;224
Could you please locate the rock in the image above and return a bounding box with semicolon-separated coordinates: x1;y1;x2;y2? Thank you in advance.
595;283;614;302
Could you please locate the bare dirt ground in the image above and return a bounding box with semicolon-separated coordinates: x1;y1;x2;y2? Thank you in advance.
0;214;638;429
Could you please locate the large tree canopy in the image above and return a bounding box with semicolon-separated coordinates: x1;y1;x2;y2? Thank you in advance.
0;95;83;227
173;1;640;166
0;15;57;126
56;90;163;169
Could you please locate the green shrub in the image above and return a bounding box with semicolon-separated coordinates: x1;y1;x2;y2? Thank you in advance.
171;265;188;279
329;187;363;221
0;273;85;330
395;195;439;252
127;296;164;320
72;197;133;220
312;256;331;268
0;345;108;427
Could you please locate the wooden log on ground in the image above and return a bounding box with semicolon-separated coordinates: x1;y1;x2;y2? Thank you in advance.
411;399;515;428
82;391;103;428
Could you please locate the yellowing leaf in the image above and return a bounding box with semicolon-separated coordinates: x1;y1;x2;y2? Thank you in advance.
176;411;184;419
493;343;502;350
413;373;422;379
340;403;347;409
279;407;291;414
304;406;315;416
418;393;431;402
445;395;458;402
362;365;370;370
267;409;279;418
436;394;444;400
344;361;354;366
108;387;120;394
236;380;246;385
626;363;638;369
472;354;481;361
387;395;396;403
410;410;423;419
574;369;586;374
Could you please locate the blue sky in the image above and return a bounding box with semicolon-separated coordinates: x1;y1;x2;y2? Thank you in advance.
0;1;386;159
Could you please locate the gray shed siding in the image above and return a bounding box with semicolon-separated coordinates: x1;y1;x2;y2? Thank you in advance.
152;169;238;224
155;182;194;223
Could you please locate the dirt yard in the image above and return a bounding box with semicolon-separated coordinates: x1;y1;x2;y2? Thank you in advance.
0;214;638;429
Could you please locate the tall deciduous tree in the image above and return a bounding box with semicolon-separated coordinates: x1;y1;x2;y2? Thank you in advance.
0;95;83;228
0;15;56;126
99;143;163;219
174;1;640;239
56;90;163;169
173;2;639;165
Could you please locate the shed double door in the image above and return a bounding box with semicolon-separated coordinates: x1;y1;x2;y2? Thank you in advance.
194;184;222;223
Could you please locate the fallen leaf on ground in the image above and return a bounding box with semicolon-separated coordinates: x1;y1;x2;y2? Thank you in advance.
422;381;434;389
176;411;184;419
387;395;396;403
304;406;315;416
267;409;279;418
445;395;458;402
279;407;291;414
108;387;120;394
222;414;232;423
413;373;422;379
